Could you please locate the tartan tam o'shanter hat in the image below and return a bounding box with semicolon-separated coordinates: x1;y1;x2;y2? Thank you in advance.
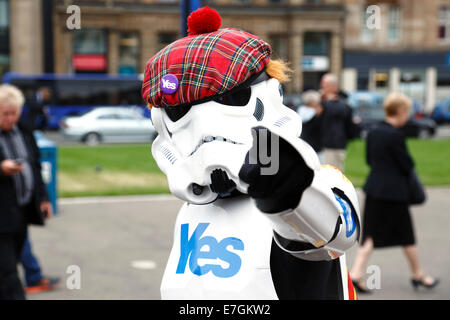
141;6;272;108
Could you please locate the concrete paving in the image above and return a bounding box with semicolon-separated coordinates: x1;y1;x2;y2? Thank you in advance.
25;189;450;300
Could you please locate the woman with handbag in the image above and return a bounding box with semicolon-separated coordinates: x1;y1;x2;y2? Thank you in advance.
349;92;439;294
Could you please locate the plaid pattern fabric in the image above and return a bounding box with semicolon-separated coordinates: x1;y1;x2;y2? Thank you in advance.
142;28;271;108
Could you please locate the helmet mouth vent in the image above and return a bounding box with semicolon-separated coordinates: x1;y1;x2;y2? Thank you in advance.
189;135;243;156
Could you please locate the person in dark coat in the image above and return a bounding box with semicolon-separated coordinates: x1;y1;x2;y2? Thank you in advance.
26;87;51;131
350;92;439;293
320;74;359;171
297;90;324;155
0;84;52;300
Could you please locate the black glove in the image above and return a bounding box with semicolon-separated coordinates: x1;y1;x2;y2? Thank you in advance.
239;126;314;213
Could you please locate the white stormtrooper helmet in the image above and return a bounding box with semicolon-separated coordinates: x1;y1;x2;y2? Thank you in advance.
151;71;303;205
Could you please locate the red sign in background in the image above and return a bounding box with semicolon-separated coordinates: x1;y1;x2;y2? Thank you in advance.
72;54;107;71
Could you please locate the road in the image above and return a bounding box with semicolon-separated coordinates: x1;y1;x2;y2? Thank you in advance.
436;124;450;138
42;124;450;146
26;189;450;300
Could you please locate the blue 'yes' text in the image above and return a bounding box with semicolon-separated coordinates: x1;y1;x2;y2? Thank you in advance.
176;223;244;278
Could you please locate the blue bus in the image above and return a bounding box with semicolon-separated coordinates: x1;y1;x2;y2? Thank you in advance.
2;72;149;129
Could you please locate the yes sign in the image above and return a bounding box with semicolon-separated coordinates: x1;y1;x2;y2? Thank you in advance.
176;223;244;278
162;79;176;90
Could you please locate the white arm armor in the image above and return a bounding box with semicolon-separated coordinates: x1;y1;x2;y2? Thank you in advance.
258;126;361;261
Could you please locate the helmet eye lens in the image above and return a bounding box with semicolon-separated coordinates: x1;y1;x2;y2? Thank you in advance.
164;104;192;122
213;87;251;106
163;87;252;122
162;71;268;122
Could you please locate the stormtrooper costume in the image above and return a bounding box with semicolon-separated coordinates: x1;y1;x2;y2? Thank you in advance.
142;6;360;300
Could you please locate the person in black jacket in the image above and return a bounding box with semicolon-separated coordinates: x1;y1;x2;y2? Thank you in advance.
25;87;51;131
0;84;52;300
350;92;439;294
320;74;358;171
297;90;324;155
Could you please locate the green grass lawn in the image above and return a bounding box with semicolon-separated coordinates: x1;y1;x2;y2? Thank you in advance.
345;138;450;187
58;144;169;197
58;139;450;197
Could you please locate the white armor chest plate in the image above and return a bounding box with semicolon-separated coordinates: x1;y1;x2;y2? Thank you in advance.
160;196;278;299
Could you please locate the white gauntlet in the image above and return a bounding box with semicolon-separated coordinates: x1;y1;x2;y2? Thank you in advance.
263;164;360;261
254;125;361;261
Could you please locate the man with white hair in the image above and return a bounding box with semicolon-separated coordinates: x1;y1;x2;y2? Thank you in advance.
320;73;357;171
0;84;52;299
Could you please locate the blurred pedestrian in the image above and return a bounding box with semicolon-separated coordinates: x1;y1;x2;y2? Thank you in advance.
27;87;51;131
0;84;52;300
350;92;439;293
297;90;324;158
20;233;60;294
320;73;358;171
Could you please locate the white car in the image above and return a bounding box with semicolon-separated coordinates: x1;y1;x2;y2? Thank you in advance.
60;107;157;145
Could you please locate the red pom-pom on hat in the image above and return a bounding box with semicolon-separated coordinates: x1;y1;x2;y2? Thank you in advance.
187;6;222;36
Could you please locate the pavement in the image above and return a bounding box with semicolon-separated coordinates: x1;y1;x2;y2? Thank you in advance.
24;187;450;300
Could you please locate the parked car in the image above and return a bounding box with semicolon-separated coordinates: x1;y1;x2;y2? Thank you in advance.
347;91;436;138
347;91;384;111
60;107;157;145
411;99;426;119
402;117;437;138
431;97;450;124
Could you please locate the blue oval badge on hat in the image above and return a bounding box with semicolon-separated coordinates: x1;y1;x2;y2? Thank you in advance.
160;74;178;94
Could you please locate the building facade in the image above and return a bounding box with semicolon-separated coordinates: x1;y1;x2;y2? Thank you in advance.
50;0;347;94
1;0;53;75
3;0;450;110
0;0;9;76
342;0;450;112
1;0;348;93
